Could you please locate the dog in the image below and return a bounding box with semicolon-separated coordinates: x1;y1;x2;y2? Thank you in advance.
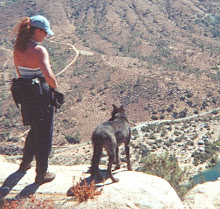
90;104;132;182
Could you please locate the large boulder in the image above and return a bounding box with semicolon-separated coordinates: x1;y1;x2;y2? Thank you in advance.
72;171;184;209
183;180;220;209
0;155;7;163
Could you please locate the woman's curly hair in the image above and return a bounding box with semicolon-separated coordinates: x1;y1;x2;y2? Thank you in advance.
14;17;36;52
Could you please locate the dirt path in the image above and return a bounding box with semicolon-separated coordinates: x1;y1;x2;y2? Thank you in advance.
47;39;79;77
0;46;13;69
186;50;201;64
133;107;220;130
101;54;145;75
193;52;201;62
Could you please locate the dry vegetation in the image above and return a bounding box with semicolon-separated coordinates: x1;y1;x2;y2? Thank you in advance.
70;179;102;203
0;195;55;209
0;0;219;203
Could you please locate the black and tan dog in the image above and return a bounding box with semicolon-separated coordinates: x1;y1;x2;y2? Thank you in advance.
90;104;132;182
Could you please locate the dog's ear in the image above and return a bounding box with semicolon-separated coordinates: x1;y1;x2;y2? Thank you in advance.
112;104;118;111
119;105;125;113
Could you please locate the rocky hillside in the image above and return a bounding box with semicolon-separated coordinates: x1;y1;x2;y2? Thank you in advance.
0;0;219;166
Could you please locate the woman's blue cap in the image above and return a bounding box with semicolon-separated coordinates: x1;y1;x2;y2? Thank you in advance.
30;15;54;36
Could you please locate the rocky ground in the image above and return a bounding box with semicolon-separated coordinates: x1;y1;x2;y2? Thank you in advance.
1;155;220;209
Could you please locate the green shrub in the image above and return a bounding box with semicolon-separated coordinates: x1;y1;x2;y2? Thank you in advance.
174;131;181;136
192;141;219;166
160;129;167;137
211;110;218;115
149;133;156;139
186;92;193;98
65;132;82;144
139;154;188;199
131;128;139;136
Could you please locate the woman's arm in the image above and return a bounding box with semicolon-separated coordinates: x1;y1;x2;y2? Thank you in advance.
37;45;58;89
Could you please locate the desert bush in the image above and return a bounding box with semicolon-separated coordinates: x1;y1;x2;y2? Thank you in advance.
183;123;190;129
166;106;173;112
65;132;82;144
155;125;163;133
172;112;178;118
0;144;22;156
70;179;102;202
160;129;167;137
192;141;219;166
189;133;198;140
178;109;187;118
187;140;194;146
141;126;150;132
186;92;193;98
214;139;220;146
131;128;139;137
167;125;172;131
207;155;218;168
140;146;151;157
186;100;193;107
164;121;171;126
90;83;95;90
180;96;185;101
211;28;220;38
192;151;209;166
164;142;172;147
139;153;188;199
7;136;19;143
201;101;208;109
151;115;158;120
211;110;218;115
174;131;181;136
149;133;156;139
147;124;157;132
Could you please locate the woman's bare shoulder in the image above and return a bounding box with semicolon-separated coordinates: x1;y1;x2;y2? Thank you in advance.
35;44;49;58
35;44;47;53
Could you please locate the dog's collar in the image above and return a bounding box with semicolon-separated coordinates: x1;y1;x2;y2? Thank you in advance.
110;113;128;122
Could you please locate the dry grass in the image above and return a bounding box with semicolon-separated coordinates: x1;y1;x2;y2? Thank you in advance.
70;179;102;202
0;196;54;209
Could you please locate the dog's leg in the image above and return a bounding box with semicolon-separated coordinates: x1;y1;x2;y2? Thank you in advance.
125;141;132;171
114;147;120;170
106;141;119;182
107;152;119;182
91;144;104;180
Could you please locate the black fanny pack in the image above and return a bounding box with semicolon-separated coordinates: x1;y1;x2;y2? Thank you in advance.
51;89;64;109
10;77;44;107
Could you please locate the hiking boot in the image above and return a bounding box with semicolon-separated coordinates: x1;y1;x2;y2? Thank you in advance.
35;172;55;185
18;162;31;172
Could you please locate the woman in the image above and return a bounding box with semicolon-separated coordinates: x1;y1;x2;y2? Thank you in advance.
14;15;58;184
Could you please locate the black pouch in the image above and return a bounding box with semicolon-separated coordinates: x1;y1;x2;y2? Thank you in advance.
51;89;64;108
10;77;43;107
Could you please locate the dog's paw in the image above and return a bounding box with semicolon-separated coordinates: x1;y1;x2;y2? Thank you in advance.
128;166;132;171
112;177;119;182
114;165;120;170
